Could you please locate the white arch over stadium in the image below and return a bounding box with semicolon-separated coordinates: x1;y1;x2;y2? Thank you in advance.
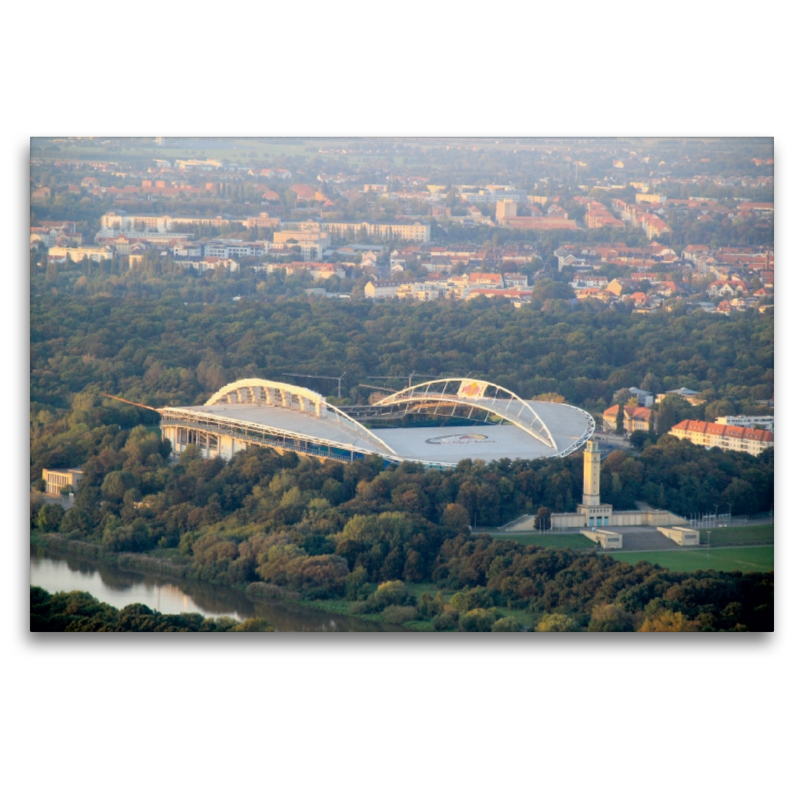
374;378;560;452
161;377;593;466
205;378;399;456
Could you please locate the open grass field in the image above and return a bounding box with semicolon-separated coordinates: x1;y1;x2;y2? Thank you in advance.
699;524;774;546
608;546;774;574
31;139;313;162
31;138;405;165
488;533;596;549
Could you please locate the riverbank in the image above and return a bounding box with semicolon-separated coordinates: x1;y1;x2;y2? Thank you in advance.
30;532;406;631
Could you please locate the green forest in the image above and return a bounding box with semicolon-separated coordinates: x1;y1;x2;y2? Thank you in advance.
29;586;273;632
30;277;773;632
30;429;774;631
31;284;773;416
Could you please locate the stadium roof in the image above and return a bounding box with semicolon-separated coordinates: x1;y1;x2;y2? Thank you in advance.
160;378;594;468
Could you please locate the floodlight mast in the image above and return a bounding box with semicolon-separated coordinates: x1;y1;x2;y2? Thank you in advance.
367;372;441;388
282;371;347;399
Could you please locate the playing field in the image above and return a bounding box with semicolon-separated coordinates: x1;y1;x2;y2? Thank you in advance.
608;546;774;574
698;524;774;546
488;533;596;549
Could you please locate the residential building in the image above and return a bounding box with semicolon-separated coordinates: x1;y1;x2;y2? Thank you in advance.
48;245;113;263
179;257;239;273
503;273;529;288
100;213;245;232
496;200;518;221
502;217;578;231
716;415;774;432
635;193;667;204
466;288;532;303
203;240;268;259
670;419;774;456
468;272;504;288
243;213;281;229
364;280;402;299
323;221;430;242
460;188;528;205
602;405;657;433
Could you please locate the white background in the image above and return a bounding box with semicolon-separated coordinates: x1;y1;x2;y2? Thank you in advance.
4;2;795;799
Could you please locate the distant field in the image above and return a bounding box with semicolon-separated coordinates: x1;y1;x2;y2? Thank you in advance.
30;139;403;164
31;140;313;162
608;546;774;574
699;524;774;546
489;533;596;549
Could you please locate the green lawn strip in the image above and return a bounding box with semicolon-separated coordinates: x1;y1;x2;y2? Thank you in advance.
405;582;451;600
608;546;774;574
698;524;774;546
405;620;435;632
488;533;596;548
493;607;538;630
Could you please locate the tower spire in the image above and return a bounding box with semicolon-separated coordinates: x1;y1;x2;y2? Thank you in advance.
583;440;601;507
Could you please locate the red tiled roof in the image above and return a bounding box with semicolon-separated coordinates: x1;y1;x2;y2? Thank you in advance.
671;419;773;442
603;405;655;421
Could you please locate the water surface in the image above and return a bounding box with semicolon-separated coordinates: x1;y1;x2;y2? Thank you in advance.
30;545;401;632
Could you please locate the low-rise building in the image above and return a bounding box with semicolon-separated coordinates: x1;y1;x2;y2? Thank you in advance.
243;213;281;229
716;415;774;432
323;221;430;242
364;280;402;299
48;245;114;263
466;288;532;303
42;468;83;495
627;387;655;407
203;240;268;259
503;272;529;288
656;387;704;406
602;405;657;433
669;419;774;455
178;257;239;273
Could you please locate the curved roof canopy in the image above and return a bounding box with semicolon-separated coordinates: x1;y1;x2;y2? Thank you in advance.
162;377;594;466
376;379;557;449
373;379;594;459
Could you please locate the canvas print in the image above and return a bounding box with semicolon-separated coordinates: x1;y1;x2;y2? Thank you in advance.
30;137;774;632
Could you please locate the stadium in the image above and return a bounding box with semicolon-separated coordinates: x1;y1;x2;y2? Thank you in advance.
159;378;595;469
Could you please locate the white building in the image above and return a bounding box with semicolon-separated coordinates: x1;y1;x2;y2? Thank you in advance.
178;258;239;273
323;221;430;243
503;273;529;288
364;280;402;299
628;387;655;407
716;415;774;432
48;245;113;263
42;468;83;495
100;212;244;233
496;199;518;221
203;240;268;259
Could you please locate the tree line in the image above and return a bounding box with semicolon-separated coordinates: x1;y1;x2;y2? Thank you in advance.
31;428;773;631
31;288;773;418
30;586;272;632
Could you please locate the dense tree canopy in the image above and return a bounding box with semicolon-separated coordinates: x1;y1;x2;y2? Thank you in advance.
30;586;271;632
30;255;773;633
31;432;773;631
31;291;773;417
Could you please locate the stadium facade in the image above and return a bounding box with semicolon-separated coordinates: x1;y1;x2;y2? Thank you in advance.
159;377;595;469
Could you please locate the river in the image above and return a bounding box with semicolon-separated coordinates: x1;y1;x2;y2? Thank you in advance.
30;544;402;632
